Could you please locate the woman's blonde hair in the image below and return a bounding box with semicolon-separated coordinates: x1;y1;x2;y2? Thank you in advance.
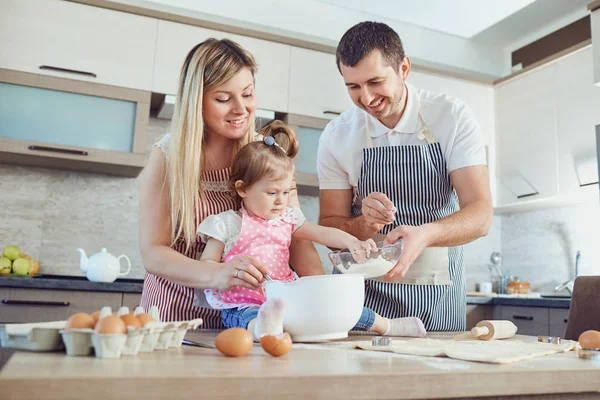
168;38;257;251
230;120;299;196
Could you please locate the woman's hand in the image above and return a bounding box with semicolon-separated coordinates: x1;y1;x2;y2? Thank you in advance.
213;255;271;291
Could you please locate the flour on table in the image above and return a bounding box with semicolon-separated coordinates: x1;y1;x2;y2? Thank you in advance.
353;338;577;364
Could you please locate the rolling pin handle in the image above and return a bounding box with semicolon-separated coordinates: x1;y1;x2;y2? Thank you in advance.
471;326;490;338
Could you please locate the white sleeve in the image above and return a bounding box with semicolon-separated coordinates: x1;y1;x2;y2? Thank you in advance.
317;124;352;190
447;101;487;172
153;134;171;156
196;214;228;244
290;207;307;232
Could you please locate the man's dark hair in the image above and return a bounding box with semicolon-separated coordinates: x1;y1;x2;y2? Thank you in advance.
336;21;405;73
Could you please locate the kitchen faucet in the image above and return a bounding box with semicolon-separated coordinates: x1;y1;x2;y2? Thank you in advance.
554;250;581;295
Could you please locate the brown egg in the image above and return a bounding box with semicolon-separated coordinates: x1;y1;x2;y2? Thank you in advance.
120;313;142;329
90;310;102;324
578;330;600;349
260;333;293;357
215;328;254;357
136;313;155;326
95;315;127;334
65;313;96;330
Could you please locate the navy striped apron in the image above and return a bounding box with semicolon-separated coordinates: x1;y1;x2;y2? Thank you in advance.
349;111;466;331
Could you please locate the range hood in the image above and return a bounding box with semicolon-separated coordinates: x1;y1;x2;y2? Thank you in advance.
157;94;276;128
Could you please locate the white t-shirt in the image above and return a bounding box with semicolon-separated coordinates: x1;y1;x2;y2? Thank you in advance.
317;82;487;190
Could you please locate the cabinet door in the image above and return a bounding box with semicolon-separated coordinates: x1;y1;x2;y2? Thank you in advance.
288;47;353;120
153;20;291;112
499;306;549;336
466;305;494;330
0;288;121;323
548;308;570;338
555;48;600;199
495;65;559;206
0;0;157;91
122;293;142;311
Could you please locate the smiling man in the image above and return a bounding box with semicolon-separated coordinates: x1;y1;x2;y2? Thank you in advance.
317;21;493;331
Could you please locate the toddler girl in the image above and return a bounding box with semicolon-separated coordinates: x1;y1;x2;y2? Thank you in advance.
196;120;426;340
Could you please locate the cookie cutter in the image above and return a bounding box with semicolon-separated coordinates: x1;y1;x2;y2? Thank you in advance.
537;335;562;344
372;336;391;346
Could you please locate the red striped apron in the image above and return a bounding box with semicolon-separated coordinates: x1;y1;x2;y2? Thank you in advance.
141;168;237;327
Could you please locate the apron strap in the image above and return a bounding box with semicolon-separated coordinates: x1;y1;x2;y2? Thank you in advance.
364;110;436;146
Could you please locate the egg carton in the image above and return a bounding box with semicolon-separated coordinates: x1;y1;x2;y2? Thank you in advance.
60;305;203;358
0;320;66;351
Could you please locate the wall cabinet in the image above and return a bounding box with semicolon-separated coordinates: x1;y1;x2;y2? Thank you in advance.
285;114;329;187
494;47;600;213
0;69;150;177
288;47;353;120
153;20;291;112
1;0;157;91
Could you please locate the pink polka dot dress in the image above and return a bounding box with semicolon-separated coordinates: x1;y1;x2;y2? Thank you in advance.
203;207;303;309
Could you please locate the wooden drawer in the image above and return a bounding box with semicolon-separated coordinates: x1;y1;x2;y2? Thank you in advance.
122;293;142;311
466;305;495;330
548;308;570;337
0;288;121;323
500;306;549;336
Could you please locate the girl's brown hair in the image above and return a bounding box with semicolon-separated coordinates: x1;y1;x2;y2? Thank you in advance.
230;120;298;194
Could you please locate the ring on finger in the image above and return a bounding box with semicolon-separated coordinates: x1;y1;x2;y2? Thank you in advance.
234;269;241;279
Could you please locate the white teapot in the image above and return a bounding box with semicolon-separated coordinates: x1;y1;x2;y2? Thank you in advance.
77;247;131;283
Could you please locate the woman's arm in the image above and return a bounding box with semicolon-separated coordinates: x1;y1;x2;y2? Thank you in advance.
287;189;324;277
138;147;267;290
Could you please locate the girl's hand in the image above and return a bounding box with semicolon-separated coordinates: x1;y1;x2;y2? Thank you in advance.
214;255;272;291
348;239;378;262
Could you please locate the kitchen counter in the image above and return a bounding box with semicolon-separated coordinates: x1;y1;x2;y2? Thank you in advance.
467;295;571;309
0;274;143;294
1;331;599;400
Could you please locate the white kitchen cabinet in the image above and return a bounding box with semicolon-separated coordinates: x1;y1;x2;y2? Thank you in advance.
555;48;600;200
285;114;330;187
0;0;157;91
288;47;353;120
495;64;560;208
153;20;291;112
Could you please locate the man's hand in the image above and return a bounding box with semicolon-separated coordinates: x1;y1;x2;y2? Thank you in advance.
361;192;396;231
383;225;432;281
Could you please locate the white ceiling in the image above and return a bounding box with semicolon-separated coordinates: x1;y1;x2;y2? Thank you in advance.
314;0;537;38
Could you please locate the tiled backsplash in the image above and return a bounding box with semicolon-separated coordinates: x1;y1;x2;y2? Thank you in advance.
0;117;598;292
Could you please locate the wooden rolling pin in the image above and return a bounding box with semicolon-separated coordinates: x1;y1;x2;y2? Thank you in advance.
471;320;518;340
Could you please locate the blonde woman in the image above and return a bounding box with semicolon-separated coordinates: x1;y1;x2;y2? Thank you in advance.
138;39;323;327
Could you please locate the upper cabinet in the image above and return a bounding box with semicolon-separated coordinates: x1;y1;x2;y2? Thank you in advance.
0;0;157;91
153;20;291;112
288;47;353;120
495;64;559;207
494;47;599;212
555;48;600;200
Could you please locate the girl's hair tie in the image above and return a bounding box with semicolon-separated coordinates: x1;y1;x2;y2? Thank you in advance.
264;136;275;146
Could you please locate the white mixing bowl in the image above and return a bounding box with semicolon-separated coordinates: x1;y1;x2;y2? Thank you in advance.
264;274;365;342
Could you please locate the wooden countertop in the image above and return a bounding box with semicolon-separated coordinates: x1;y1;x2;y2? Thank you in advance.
1;331;599;400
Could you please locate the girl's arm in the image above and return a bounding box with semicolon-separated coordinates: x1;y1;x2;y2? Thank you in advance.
293;221;377;254
287;188;325;277
199;238;225;262
138;148;268;290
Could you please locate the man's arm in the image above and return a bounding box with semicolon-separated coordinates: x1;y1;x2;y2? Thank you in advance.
384;164;492;280
319;189;380;241
425;164;493;246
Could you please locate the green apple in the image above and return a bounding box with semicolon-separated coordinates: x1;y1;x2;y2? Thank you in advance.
0;257;11;274
12;258;31;275
2;246;21;261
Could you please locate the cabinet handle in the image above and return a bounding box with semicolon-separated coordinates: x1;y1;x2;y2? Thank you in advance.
2;299;70;307
323;110;341;116
28;146;88;156
580;182;599;187
564;319;568;323
39;65;97;78
513;315;534;321
516;192;539;199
